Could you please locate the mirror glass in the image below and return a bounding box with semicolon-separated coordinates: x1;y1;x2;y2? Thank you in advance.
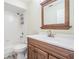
44;0;65;25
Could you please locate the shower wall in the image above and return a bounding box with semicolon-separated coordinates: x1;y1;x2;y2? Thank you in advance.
4;9;21;47
4;2;28;58
4;2;28;49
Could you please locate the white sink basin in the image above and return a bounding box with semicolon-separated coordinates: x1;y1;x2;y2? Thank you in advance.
27;34;74;51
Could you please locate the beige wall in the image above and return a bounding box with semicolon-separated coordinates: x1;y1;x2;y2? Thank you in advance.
27;0;74;35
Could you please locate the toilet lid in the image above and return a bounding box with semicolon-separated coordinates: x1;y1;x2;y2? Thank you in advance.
14;44;26;50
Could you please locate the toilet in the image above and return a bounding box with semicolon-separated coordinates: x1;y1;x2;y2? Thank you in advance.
14;44;27;59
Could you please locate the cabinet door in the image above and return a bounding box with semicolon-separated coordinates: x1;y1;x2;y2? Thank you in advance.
28;45;37;59
49;55;58;59
36;48;48;59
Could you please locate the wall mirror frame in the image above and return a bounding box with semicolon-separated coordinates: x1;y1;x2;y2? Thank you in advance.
40;0;71;29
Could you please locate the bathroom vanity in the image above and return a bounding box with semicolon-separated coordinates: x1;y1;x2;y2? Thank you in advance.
27;35;74;59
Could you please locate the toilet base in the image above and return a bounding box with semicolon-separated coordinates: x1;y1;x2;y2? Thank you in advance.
17;52;25;59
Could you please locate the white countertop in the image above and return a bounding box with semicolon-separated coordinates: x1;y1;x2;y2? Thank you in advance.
27;34;74;51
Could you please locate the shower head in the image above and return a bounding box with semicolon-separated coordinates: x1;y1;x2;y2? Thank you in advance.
17;13;20;15
17;13;23;16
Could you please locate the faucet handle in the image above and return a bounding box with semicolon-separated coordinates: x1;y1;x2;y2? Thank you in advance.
47;30;55;37
47;30;52;37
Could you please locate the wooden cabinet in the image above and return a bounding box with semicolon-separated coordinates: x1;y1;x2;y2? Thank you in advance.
49;55;57;59
27;37;74;59
28;45;48;59
28;45;36;59
37;48;48;59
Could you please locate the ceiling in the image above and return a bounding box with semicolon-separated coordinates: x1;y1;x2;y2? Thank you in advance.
4;0;32;13
4;2;26;13
19;0;32;3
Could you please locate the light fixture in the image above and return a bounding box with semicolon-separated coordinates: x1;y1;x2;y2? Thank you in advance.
40;0;45;3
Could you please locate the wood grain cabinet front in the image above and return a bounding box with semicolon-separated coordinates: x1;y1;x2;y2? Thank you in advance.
28;45;48;59
36;48;48;59
28;45;36;59
49;55;58;59
27;37;74;59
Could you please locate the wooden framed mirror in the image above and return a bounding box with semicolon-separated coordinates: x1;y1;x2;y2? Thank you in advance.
40;0;71;29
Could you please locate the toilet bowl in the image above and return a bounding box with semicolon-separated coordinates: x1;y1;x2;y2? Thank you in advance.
14;44;27;59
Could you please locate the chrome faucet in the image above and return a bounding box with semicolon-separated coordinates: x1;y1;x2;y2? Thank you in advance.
47;30;54;37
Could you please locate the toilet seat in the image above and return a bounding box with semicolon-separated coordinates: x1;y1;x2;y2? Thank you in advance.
14;44;26;52
13;44;27;59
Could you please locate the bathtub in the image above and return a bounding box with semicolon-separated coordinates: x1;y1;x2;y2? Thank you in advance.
4;35;27;59
4;44;15;59
4;43;27;59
